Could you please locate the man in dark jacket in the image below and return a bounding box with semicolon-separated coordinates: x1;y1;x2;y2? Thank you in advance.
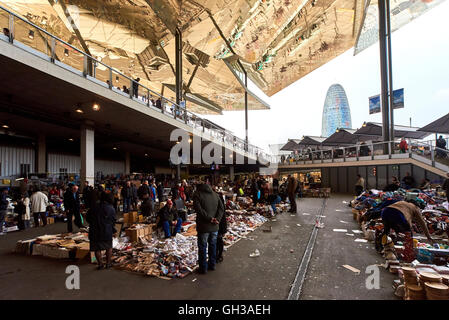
436;135;447;158
158;199;182;238
402;172;416;189
193;183;224;274
120;181;134;213
0;188;9;234
251;178;259;206
87;192;116;269
216;193;227;263
287;175;298;213
63;184;83;233
443;172;449;202
156;182;164;202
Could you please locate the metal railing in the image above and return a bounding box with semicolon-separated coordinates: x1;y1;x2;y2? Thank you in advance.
0;5;275;163
279;139;449;171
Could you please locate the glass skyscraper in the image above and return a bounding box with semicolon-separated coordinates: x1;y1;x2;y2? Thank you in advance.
321;84;352;137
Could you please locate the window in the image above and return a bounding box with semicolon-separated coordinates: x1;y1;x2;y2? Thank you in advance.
20;164;30;176
60;168;68;174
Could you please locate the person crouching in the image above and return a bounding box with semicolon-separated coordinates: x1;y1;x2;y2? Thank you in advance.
158;199;182;238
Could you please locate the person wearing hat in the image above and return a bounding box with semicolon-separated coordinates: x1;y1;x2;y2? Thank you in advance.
157;199;182;238
381;200;433;262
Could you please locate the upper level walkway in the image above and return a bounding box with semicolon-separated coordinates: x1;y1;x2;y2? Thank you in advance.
278;140;449;177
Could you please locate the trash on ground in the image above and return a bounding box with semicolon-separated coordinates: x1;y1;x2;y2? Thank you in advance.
296;224;301;227
355;238;368;243
315;221;325;229
340;220;349;224
342;265;361;274
249;249;260;257
333;229;347;232
352;230;363;234
302;213;310;216
345;233;354;236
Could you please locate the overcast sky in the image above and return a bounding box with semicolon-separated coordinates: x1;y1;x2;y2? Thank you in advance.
204;0;449;152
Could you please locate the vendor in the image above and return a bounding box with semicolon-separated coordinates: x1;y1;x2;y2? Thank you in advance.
381;200;433;262
443;172;449;202
263;193;282;214
158;199;182;238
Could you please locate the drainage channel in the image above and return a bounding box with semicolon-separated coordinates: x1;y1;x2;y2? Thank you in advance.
287;198;327;300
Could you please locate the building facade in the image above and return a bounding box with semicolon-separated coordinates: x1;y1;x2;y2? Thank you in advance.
321;84;352;137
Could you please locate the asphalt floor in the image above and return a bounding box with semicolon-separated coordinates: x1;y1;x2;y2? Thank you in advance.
0;194;396;300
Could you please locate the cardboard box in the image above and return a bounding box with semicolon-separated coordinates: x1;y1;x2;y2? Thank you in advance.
125;225;151;243
75;242;90;259
129;211;138;224
138;215;145;223
47;217;55;225
123;213;129;223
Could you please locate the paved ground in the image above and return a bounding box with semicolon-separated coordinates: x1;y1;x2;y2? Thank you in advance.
0;194;396;300
300;196;398;300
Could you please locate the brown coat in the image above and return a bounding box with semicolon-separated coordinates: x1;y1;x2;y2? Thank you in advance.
387;201;432;240
287;177;298;195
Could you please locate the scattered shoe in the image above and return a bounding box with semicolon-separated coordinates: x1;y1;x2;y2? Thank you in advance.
249;249;260;257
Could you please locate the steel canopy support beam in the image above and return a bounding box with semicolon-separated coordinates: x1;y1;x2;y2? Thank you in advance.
186;59;201;91
245;73;249;150
175;27;183;106
208;10;249;149
378;0;391;154
386;0;395;148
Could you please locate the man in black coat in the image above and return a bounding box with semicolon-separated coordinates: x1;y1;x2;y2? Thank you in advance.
443;172;449;202
158;199;182;238
87;192;116;269
216;193;227;263
63;184;83;233
120;181;134;213
193;183;224;274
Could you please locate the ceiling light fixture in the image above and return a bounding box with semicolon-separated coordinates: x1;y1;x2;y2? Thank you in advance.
64;48;69;57
68;138;74;141
113;147;117;150
115;76;119;82
75;108;84;113
92;103;100;111
2;124;9;129
145;153;149;157
28;30;34;39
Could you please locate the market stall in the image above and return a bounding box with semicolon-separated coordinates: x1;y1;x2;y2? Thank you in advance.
350;188;449;300
14;195;290;280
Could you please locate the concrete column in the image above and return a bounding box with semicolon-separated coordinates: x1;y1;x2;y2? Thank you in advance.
80;122;95;188
229;165;235;182
37;134;46;173
125;151;131;175
176;164;181;181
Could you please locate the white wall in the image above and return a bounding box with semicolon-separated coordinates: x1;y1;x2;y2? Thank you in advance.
0;145;35;177
47;153;125;175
